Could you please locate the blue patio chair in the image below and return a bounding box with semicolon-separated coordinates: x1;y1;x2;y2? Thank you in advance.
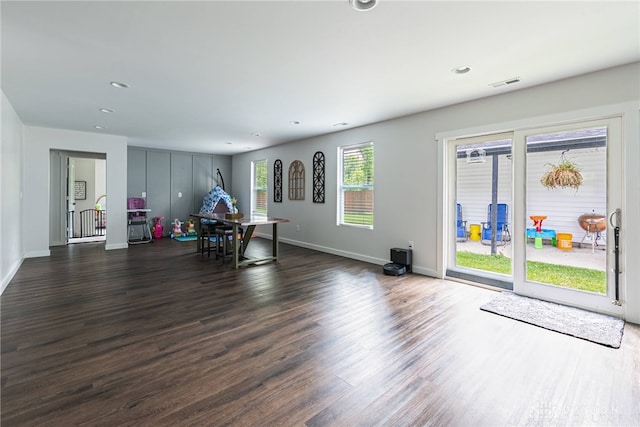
481;203;510;245
457;203;467;241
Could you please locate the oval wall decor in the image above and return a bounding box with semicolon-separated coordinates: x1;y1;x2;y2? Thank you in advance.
274;159;283;203
313;151;325;203
288;160;305;200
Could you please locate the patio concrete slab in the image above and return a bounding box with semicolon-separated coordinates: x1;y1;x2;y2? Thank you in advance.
457;239;606;271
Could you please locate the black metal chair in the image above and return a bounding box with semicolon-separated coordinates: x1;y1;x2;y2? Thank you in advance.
214;226;244;264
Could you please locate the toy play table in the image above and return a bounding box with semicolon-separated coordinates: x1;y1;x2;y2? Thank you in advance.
528;216;555;248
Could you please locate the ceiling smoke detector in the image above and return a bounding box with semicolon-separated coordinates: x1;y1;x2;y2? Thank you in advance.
350;0;377;12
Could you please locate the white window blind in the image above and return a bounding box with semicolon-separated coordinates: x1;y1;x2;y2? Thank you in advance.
338;142;374;227
252;159;268;216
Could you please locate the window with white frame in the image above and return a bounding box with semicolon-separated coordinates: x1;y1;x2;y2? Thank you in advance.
252;159;268;216
338;142;374;228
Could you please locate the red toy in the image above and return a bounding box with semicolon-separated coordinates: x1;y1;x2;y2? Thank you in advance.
153;216;164;239
530;215;547;232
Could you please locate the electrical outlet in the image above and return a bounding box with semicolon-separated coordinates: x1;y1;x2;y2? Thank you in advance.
296;224;300;232
408;240;414;249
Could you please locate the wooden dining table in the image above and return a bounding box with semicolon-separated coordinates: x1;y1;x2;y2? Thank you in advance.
190;213;290;268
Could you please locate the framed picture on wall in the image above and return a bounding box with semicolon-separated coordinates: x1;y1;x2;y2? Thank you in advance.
74;180;86;200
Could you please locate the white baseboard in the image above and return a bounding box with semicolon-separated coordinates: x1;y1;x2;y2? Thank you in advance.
278;237;438;278
1;258;24;295
411;265;439;277
24;250;51;258
252;231;272;240
107;243;129;250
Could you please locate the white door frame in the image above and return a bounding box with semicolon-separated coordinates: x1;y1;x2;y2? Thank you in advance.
436;103;637;320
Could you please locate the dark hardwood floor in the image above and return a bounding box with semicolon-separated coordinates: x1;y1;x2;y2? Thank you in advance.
2;238;639;426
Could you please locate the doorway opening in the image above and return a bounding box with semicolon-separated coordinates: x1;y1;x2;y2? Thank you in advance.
49;151;107;246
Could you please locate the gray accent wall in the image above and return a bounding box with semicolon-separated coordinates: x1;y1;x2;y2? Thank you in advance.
170;153;194;225
127;147;232;235
145;150;171;229
127;148;147;198
193;154;213;213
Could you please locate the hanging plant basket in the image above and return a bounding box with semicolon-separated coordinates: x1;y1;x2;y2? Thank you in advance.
540;158;583;190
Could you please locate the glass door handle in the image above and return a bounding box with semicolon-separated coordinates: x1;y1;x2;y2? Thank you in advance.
609;208;621;229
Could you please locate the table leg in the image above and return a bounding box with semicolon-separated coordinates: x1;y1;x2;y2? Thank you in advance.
534;236;543;249
232;223;239;269
195;220;202;253
241;225;256;255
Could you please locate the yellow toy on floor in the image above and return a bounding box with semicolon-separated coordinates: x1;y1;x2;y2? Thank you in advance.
186;219;196;236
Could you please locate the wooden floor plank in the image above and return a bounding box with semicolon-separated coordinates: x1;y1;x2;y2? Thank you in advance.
1;238;639;426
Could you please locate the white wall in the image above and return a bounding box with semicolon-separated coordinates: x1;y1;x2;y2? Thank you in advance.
234;114;432;270
23;127;128;256
1;91;24;294
232;62;640;323
95;159;106;209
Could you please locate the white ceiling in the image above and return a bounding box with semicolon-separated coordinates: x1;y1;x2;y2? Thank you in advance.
2;1;639;155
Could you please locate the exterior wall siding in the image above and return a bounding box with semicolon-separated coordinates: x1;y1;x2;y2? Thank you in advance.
457;154;512;233
457;147;607;243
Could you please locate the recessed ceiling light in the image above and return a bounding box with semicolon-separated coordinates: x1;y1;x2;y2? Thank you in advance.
452;66;472;75
289;121;300;125
350;0;378;12
94;125;105;130
110;81;129;89
99;108;114;113
333;122;349;127
251;132;261;137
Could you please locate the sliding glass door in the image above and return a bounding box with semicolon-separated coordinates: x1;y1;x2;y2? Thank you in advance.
513;118;623;316
447;117;623;316
447;133;513;289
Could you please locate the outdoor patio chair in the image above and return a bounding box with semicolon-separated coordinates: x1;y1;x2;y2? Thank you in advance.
481;203;510;245
457;203;467;241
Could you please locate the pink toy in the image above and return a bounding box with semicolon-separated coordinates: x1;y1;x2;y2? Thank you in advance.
153;216;164;239
172;219;183;238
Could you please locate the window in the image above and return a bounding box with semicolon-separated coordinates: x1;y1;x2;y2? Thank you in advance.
252;159;268;216
338;142;374;227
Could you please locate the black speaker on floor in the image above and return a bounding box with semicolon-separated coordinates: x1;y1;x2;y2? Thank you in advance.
383;248;412;276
